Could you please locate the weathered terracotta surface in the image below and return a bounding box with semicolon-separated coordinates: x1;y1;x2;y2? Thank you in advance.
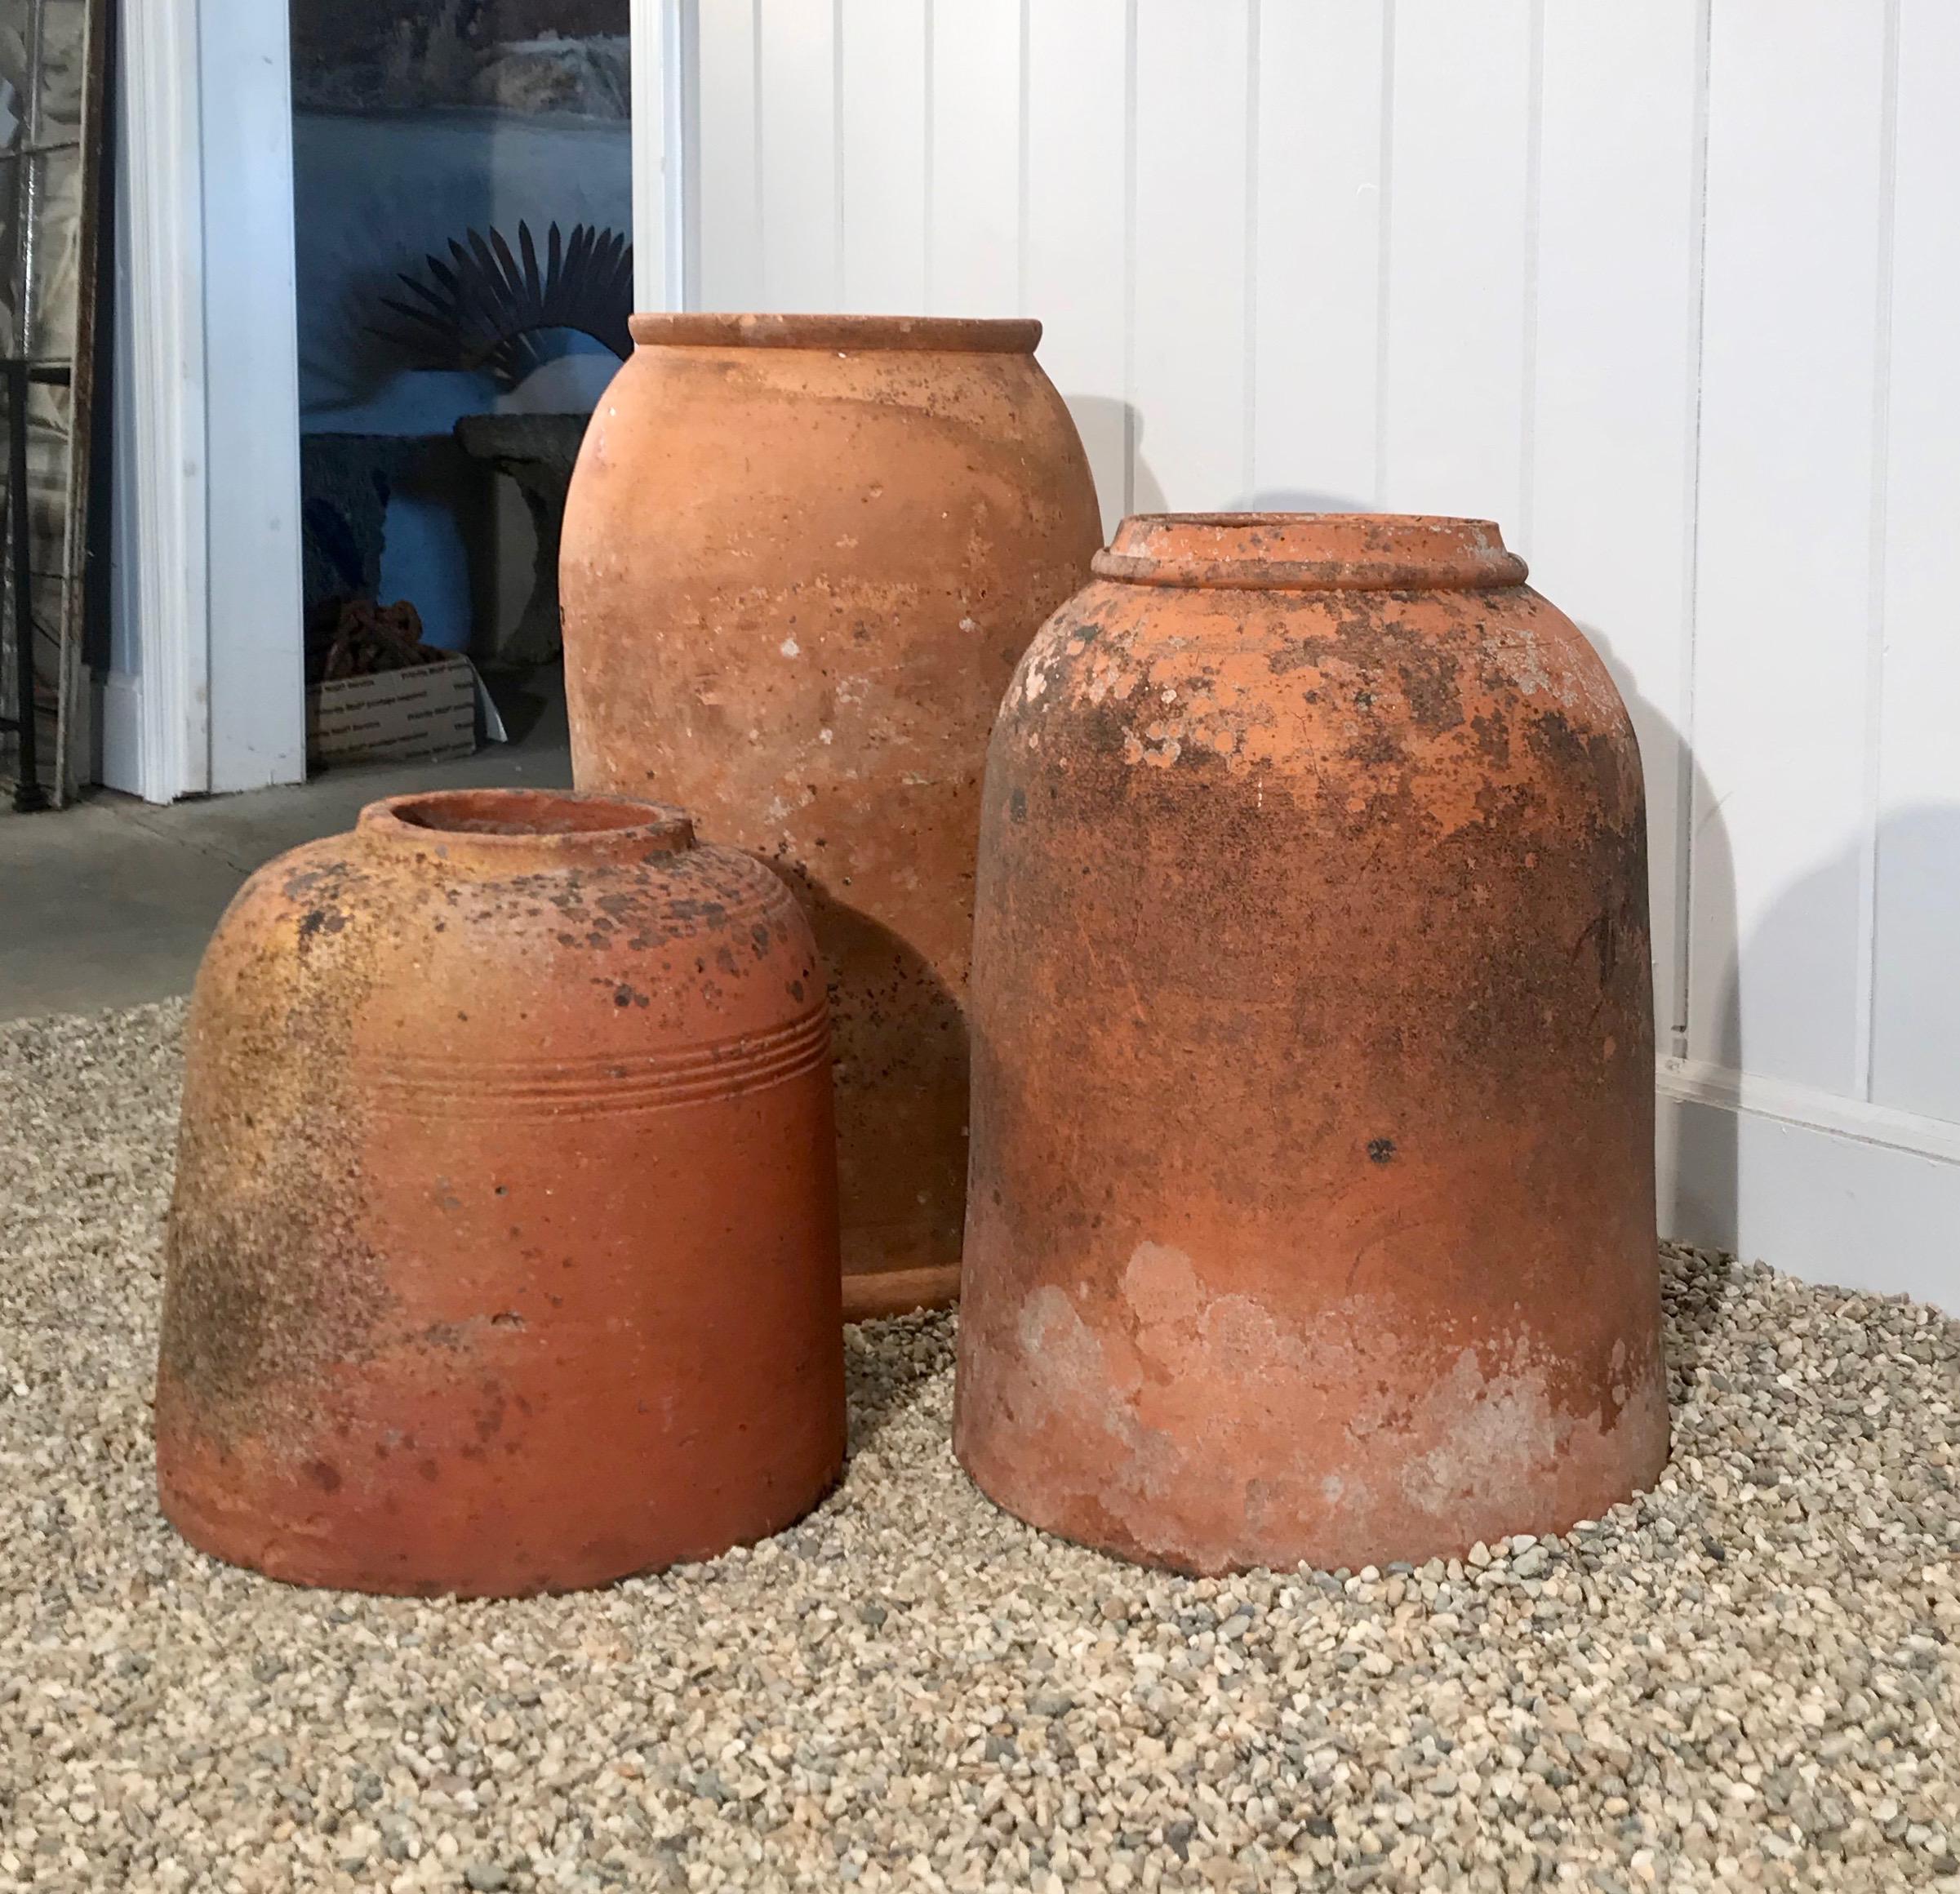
559;313;1103;1318
954;514;1669;1574
156;788;844;1597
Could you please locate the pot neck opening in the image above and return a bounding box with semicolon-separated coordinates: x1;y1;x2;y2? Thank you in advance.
358;789;696;870
1091;514;1530;592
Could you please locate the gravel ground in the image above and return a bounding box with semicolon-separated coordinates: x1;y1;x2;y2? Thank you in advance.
1;1003;1957;1894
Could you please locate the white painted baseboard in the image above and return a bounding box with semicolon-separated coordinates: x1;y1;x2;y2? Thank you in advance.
1658;1058;1960;1313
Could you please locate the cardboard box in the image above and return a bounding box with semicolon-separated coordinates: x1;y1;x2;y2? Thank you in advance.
307;656;478;769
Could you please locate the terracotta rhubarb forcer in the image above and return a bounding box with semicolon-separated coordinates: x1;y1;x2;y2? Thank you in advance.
559;313;1102;1319
954;514;1669;1574
155;788;844;1598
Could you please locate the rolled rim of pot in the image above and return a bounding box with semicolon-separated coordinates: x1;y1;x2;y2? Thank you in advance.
1091;513;1531;592
628;312;1043;353
357;787;697;870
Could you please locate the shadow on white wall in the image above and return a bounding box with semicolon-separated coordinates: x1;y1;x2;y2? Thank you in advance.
1056;395;1167;529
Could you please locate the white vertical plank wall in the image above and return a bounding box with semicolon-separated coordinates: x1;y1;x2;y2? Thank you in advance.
1379;2;1536;531
1528;3;1704;1049
1023;0;1130;530
1687;4;1887;1097
695;0;762;309
757;0;840;309
839;0;927;313
1870;1;1960;1128
1130;0;1254;512
1246;2;1386;513
666;0;1960;1309
927;3;1020;316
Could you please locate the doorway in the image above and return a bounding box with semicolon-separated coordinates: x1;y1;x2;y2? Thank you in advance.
105;0;653;808
290;0;633;765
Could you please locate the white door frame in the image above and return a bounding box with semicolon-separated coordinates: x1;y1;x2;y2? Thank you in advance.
108;0;304;803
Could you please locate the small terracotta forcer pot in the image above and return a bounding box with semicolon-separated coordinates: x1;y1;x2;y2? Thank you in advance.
155;788;844;1597
954;514;1669;1575
559;313;1103;1319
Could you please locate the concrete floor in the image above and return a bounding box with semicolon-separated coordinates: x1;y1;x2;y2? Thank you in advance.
0;672;571;1024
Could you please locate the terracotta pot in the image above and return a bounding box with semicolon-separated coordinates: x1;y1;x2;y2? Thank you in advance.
155;788;844;1597
559;313;1103;1319
954;514;1669;1574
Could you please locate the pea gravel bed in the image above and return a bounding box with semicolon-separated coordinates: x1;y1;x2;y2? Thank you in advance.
1;1004;1957;1894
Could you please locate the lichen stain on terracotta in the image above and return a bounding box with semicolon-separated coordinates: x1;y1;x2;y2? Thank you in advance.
954;514;1669;1575
559;313;1102;1319
156;788;845;1598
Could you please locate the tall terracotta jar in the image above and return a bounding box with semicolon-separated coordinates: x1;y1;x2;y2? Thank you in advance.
155;788;844;1598
559;313;1102;1319
954;514;1669;1575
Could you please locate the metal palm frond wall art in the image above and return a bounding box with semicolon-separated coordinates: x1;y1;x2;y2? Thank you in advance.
371;219;633;392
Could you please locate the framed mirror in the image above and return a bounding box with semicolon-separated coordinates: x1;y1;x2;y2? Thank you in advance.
2;0;110;809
